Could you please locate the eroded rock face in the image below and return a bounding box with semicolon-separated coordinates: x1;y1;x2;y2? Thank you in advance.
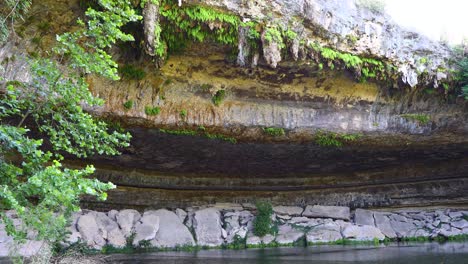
189;0;455;87
303;205;350;220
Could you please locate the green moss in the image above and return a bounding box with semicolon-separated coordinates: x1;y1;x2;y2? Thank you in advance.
263;127;285;137
204;132;237;143
31;36;41;45
145;106;161;116
158;128;237;143
118;64;146;80
123;100;134;110
315;131;361;147
212;89;226;106
400;114;430;125
37;21;51;32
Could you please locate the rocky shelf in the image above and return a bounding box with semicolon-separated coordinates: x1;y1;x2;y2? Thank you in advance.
2;205;468;257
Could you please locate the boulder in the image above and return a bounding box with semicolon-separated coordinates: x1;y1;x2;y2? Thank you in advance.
451;220;468;229
107;228;126;248
76;214;106;249
374;212;397;238
175;208;187;223
273;206;304;216
132;212;160;246
107;210;119;221
275;225;304;245
390;220;415;238
303;205;350;221
147;209;195;248
246;233;275;246
116;209;141;238
342;225;385;241
448;211;463;219
193;208;224;247
306;223;342;244
354;209;374;226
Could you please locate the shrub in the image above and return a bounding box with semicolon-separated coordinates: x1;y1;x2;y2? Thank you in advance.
263;127;285;137
253;201;273;237
356;0;386;13
145;106;161;116
118;64;146;80
212;89;226;106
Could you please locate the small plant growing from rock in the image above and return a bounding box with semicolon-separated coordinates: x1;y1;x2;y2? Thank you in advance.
253;201;273;237
123;100;134;110
263;127;285;137
180;109;187;119
400;114;430;125
145;106;161;116
315;131;361;147
212;89;226;106
118;64;146;80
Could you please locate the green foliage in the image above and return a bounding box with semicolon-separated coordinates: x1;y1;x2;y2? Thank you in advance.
180;109;187;119
253;201;273;237
458;58;468;99
118;64;146;80
400;114;430;125
159;1;241;53
310;42;388;81
145;106;161;116
123;100;134;110
55;0;141;80
159;128;237;143
264;26;285;49
356;0;386;13
263;127;285;137
0;0;135;246
315;131;361;147
212;89;226;106
0;0;32;44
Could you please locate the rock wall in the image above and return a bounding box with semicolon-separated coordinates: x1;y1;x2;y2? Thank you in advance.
2;205;468;257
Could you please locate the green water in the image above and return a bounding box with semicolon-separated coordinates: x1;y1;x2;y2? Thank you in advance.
106;242;468;264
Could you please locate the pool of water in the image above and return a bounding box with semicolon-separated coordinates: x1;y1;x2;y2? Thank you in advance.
106;242;468;264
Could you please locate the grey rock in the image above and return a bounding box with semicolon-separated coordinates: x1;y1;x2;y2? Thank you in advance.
374;212;397;238
448;211;463;219
193;208;224;247
289;217;310;224
93;212;119;240
354;209;374;226
273;206;303;216
246;233;275;246
277;214;292;220
107;228;126;248
116;209;141;238
342;225;385;241
306;222;342;243
175;208;188;223
77;214;106;249
18;240;48;257
389;214;409;223
132;213;160;247
409;213;427;221
224;214;240;234
451;220;468;229
275;225;304;245
303;205;350;220
390;220;415;238
148;209;195;248
107;210;119;221
433;220;441;227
